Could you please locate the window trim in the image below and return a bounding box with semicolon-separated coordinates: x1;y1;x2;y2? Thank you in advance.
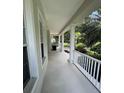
23;0;39;91
23;46;30;88
38;9;46;67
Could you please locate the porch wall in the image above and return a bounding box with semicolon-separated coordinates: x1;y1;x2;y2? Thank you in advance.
26;0;49;93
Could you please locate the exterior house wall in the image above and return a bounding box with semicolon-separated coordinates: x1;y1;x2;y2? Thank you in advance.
24;0;100;93
47;30;51;53
24;0;49;93
31;0;49;93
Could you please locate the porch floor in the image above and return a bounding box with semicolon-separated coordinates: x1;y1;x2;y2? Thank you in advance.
41;51;100;93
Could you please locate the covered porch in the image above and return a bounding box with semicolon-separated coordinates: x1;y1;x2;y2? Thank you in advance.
23;0;101;93
42;51;100;93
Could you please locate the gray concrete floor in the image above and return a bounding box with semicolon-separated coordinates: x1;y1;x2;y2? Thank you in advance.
41;51;100;93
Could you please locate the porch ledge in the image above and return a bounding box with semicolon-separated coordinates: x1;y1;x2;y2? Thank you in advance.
23;77;36;93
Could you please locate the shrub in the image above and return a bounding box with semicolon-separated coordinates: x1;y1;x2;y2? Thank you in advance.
75;43;87;53
93;53;101;60
87;50;101;60
91;42;101;54
76;43;86;48
64;43;70;47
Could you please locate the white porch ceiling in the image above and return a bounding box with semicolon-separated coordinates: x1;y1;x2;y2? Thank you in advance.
40;0;85;34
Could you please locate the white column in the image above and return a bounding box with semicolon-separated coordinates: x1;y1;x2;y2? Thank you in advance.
47;30;51;53
50;35;53;50
58;35;60;46
61;33;64;52
58;35;61;51
69;25;75;63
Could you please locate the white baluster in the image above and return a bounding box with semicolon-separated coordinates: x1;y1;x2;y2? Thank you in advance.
87;58;91;79
96;63;100;81
81;56;83;64
93;61;96;85
90;59;93;81
85;56;87;75
87;58;89;72
82;56;84;69
85;57;87;70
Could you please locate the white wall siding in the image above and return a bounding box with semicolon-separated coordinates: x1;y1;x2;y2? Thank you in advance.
24;0;49;93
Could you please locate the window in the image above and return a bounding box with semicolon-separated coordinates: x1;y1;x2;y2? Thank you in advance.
23;20;30;88
40;22;45;64
60;35;62;43
41;43;44;58
23;46;30;88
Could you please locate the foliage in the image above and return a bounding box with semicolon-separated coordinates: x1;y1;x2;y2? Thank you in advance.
64;43;70;47
64;31;70;43
91;42;101;54
74;9;101;60
75;31;85;44
75;43;87;53
75;43;86;48
87;50;101;60
85;22;101;47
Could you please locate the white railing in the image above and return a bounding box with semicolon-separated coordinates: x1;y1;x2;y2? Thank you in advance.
73;50;101;91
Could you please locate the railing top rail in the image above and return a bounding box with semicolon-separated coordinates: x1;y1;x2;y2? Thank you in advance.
74;50;101;63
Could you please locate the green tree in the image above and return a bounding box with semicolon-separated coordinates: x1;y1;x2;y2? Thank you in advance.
74;9;101;60
64;31;70;43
